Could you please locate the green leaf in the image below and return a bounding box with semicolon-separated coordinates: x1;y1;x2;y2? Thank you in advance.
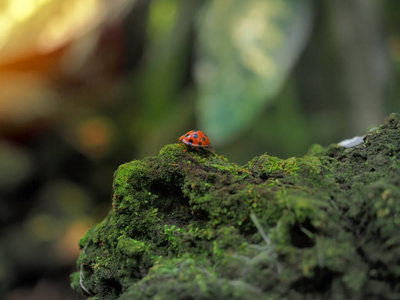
195;0;313;145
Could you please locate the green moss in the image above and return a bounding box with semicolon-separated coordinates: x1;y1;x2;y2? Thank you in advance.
117;236;150;257
72;114;400;299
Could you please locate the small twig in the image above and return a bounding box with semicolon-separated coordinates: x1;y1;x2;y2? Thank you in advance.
79;228;96;296
80;263;92;295
249;213;282;274
250;213;270;245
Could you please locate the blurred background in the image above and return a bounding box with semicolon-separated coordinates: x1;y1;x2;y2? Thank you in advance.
0;0;399;299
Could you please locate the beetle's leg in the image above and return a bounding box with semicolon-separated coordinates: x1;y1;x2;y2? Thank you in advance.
178;142;187;151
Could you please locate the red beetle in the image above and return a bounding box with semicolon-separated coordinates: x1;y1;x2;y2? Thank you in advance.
178;130;211;151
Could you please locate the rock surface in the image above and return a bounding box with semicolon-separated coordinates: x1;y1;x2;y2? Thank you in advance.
71;113;400;300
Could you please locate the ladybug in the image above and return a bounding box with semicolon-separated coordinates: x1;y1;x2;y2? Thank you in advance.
178;130;211;151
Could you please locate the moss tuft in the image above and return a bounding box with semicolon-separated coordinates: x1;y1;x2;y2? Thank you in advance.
72;114;400;300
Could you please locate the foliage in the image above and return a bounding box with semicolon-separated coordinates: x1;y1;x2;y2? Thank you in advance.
195;0;313;144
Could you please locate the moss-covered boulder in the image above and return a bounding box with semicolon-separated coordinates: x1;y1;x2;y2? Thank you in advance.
71;113;400;300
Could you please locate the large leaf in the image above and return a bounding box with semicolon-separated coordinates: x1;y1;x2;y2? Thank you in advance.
195;0;313;145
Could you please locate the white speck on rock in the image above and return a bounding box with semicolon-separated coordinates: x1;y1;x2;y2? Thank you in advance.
338;136;364;148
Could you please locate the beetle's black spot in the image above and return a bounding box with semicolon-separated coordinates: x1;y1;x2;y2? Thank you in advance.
199;142;202;146
188;139;193;145
202;137;206;141
193;133;198;139
186;134;190;137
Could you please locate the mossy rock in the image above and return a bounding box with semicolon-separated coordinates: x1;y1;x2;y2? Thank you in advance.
71;113;400;300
